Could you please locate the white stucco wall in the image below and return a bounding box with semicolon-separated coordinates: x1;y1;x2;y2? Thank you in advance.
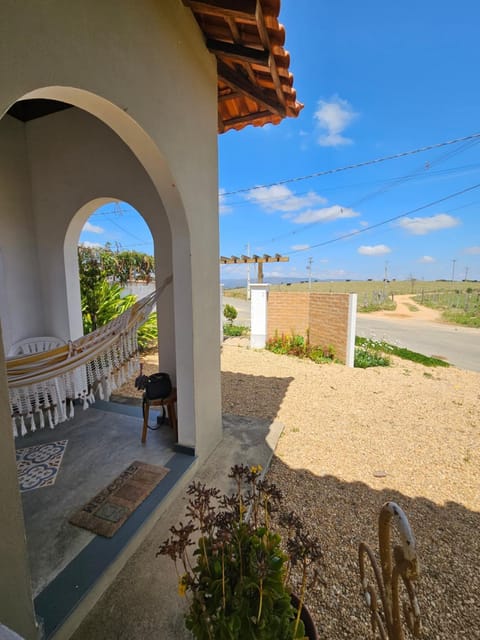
0;1;222;635
0;116;46;348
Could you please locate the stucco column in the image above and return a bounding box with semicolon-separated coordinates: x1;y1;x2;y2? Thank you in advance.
250;283;270;349
346;293;357;368
220;284;224;344
0;326;39;639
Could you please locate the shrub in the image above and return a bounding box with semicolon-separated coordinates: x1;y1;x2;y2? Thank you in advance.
223;303;238;325
223;324;249;337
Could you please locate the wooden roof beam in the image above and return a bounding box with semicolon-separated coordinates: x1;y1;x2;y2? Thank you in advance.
255;2;286;108
206;39;269;66
183;0;257;21
217;60;285;116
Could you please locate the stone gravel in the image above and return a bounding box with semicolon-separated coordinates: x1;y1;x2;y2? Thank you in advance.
221;339;480;639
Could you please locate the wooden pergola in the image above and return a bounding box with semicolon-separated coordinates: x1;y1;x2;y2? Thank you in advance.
220;253;288;283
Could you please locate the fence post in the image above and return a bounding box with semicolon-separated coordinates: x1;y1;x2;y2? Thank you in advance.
250;283;270;349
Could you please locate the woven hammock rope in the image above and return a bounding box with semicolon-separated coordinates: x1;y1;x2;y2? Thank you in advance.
6;276;171;438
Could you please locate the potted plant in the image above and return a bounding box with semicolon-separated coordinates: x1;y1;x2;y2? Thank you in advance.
158;464;321;639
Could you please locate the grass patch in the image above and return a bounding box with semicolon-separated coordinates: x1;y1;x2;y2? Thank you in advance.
355;337;450;367
441;309;480;327
223;324;249;337
266;334;335;364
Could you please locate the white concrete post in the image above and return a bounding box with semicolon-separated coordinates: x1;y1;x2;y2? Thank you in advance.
346;293;357;368
250;283;269;349
220;284;224;344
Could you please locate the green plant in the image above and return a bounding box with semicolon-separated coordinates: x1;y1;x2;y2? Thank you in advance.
158;465;322;640
223;303;238;325
266;334;335;364
223;324;249;337
355;337;450;367
354;342;391;368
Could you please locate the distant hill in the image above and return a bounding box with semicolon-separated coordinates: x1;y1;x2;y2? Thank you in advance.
221;276;345;289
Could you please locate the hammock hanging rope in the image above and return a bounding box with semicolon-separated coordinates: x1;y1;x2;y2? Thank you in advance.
7;275;172;438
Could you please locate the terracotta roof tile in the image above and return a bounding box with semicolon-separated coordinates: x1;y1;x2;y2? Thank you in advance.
183;0;303;133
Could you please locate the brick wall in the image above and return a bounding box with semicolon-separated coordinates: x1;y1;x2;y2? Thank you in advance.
267;292;310;339
267;292;353;363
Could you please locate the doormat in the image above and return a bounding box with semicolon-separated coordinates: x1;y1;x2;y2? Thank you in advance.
16;440;68;493
69;461;169;538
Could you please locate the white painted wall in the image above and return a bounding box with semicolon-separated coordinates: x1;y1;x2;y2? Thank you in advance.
250;284;270;349
0;1;222;635
0;116;46;347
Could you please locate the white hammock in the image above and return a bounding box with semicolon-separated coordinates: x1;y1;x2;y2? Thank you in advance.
7;276;171;438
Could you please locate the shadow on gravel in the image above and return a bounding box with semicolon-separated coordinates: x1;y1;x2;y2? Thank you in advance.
221;371;294;421
267;457;480;639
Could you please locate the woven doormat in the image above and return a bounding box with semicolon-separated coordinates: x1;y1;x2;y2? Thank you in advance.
16;440;68;493
69;461;169;538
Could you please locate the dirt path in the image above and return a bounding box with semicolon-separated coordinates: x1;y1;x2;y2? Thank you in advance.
365;293;442;322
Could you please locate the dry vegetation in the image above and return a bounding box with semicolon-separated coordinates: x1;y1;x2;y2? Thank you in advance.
225;278;478;299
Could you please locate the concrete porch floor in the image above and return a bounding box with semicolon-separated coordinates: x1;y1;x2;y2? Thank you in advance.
17;399;177;598
14;398;197;640
14;398;284;639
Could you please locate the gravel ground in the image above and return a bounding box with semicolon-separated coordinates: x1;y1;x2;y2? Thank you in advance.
119;338;480;638
221;339;480;639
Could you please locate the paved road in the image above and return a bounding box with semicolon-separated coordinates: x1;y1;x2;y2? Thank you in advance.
223;296;480;373
223;297;251;327
356;315;480;373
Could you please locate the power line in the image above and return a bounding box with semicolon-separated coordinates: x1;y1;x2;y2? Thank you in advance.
285;182;480;256
221;132;480;197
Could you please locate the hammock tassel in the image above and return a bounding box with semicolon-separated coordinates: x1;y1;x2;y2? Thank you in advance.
20;416;27;437
69;399;75;419
29;413;36;432
47;409;54;429
12;418;18;439
82;395;88;410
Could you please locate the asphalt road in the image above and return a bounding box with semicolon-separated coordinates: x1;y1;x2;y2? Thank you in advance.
223;296;480;373
356;315;480;373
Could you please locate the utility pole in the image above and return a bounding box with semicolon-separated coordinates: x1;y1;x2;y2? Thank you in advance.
464;266;469;282
451;259;456;282
307;257;313;290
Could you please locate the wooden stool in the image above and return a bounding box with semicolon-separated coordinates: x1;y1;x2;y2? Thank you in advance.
141;387;177;443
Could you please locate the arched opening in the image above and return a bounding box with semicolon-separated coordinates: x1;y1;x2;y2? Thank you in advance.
0;85;222;637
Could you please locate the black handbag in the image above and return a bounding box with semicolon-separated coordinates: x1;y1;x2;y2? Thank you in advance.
144;372;172;400
135;371;172;400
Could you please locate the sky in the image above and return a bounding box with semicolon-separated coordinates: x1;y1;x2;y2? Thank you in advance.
81;1;480;283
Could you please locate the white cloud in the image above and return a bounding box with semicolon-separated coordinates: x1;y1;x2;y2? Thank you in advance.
465;246;480;255
314;96;358;147
219;188;232;215
291;205;360;224
291;244;310;251
79;240;102;248
245;185;326;213
358;244;391;256
419;255;435;263
82;221;104;234
396;213;460;235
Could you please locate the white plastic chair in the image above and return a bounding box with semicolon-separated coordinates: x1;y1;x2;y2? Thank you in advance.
7;336;66;357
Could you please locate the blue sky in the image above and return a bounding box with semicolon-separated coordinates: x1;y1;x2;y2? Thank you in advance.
81;1;480;283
